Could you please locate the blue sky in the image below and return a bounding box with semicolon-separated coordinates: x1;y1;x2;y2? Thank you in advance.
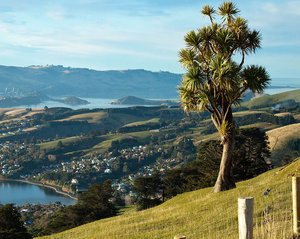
0;0;299;78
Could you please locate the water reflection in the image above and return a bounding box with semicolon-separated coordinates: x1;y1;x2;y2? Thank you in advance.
0;181;76;206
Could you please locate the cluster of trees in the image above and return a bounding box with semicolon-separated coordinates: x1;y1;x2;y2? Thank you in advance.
201;113;296;136
117;122;165;133
133;173;164;211
0;204;32;239
106;106;163;117
164;128;270;198
274;103;300;114
159;108;185;120
40;180;117;236
108;138;139;151
288;138;300;151
134;128;271;209
236;113;295;127
176;136;197;156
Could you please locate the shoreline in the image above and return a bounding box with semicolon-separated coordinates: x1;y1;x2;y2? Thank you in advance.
0;178;78;201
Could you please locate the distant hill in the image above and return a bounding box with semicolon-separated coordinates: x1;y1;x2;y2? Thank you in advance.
267;123;300;165
58;96;90;106
109;96;179;106
242;89;300;109
0;92;49;107
0;65;182;99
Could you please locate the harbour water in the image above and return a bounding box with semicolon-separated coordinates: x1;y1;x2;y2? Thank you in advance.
11;78;299;110
0;180;76;206
12;98;132;110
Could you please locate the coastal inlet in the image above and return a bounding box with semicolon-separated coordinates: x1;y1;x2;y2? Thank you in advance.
0;179;76;206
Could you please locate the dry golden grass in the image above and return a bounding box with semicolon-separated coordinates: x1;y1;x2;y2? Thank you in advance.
232;110;266;117
56;112;108;123
0;108;45;123
0;108;14;114
240;122;279;131
37;158;300;239
123;118;160;127
274;112;293;117
2;108;27;116
22;127;39;132
24;108;45;116
267;123;300;151
267;123;300;165
293;114;300;121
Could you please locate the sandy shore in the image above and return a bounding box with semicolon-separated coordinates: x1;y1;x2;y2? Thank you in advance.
0;178;78;200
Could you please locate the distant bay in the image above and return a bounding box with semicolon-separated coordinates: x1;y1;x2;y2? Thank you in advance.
4;78;300;110
12;98;133;110
265;87;300;95
0;180;76;206
266;78;300;95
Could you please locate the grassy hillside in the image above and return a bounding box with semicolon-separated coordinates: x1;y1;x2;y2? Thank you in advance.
37;157;300;239
124;118;160;127
37;109;298;159
85;134;131;154
56;112;108;123
0;108;45;123
242;89;300;109
37;136;83;150
267;123;300;165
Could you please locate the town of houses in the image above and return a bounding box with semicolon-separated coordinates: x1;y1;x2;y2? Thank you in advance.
0;140;185;195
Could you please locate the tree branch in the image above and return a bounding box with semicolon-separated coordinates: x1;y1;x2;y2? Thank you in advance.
238;50;245;69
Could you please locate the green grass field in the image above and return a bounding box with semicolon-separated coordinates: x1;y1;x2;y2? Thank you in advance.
37;136;82;149
267;123;300;165
126;130;163;141
85;134;126;154
37;157;300;239
57;112;108;123
123;118;160;127
242;89;300;109
239;122;280;131
232;110;268;117
108;113;149;127
84;130;164;155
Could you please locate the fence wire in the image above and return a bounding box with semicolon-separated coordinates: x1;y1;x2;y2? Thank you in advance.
177;178;294;239
187;201;236;239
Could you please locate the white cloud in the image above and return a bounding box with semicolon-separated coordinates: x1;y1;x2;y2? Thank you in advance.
0;0;298;76
45;3;66;20
262;3;279;14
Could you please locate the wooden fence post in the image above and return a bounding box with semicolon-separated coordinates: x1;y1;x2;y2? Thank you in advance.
292;177;300;235
238;197;254;239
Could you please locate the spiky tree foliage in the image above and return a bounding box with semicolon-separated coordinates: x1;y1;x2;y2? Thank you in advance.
178;2;270;192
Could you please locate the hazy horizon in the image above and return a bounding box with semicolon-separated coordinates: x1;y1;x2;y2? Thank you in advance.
0;1;298;78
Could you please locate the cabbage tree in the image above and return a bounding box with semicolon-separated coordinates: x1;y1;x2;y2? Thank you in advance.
178;2;270;192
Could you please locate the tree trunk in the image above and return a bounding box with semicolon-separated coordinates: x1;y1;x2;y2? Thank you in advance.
212;133;236;192
211;107;236;193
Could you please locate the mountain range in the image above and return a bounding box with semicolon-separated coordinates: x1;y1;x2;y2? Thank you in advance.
0;65;182;99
